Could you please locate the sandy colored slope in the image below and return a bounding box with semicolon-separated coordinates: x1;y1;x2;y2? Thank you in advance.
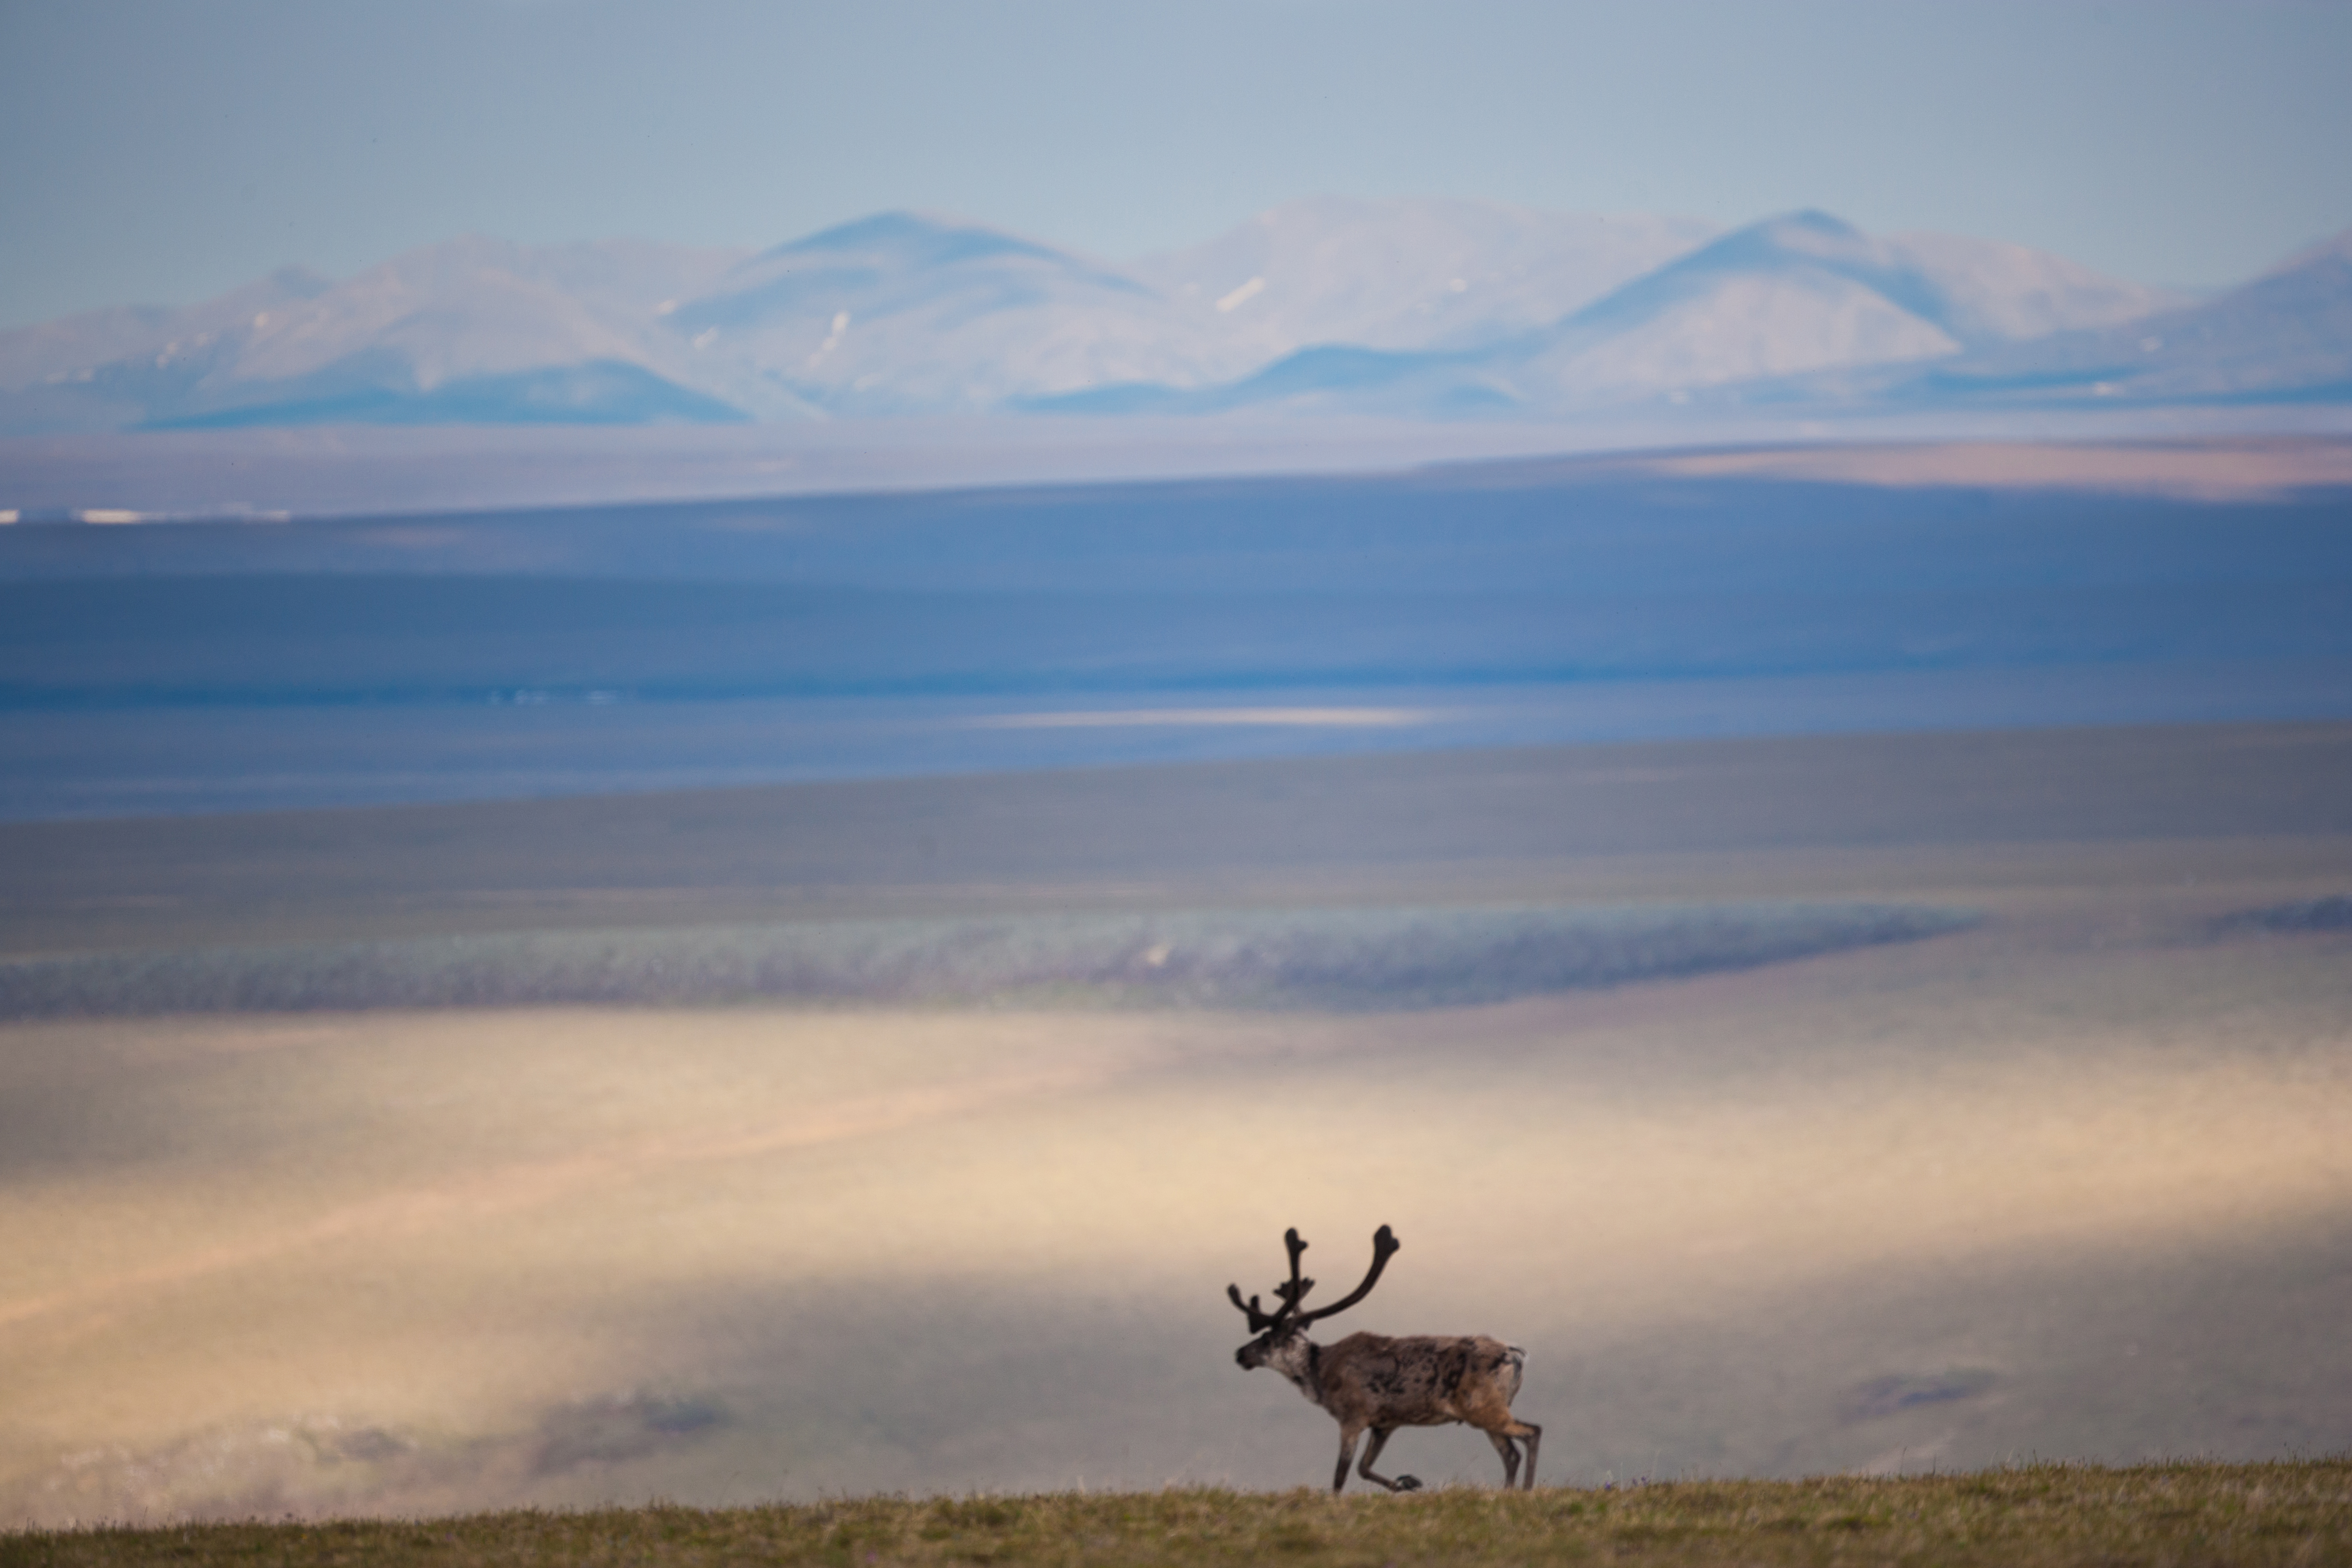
4;724;2350;1521
4;855;2350;1520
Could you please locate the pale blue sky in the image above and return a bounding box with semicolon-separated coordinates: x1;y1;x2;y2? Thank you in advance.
3;0;2349;328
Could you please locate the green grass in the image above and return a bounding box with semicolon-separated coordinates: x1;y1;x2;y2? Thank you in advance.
7;1464;2349;1567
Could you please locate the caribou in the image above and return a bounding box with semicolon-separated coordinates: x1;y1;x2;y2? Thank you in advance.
1227;1224;1541;1493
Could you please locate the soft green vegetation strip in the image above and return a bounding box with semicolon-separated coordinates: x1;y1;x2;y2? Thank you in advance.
0;901;1977;1018
7;1464;2350;1568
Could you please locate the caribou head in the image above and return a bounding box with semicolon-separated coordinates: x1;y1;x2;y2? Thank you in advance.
1228;1224;1401;1384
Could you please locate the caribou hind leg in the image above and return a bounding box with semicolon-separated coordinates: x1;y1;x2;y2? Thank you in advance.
1486;1430;1520;1488
1356;1426;1423;1492
1509;1420;1542;1490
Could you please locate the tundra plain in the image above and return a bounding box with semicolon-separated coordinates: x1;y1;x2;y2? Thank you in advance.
3;723;2350;1525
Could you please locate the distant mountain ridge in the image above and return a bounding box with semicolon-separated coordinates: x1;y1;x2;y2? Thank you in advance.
1035;212;2222;416
1862;227;2352;409
0;237;754;433
3;200;2341;433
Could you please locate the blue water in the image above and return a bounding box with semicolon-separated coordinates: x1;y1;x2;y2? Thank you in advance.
7;660;2350;821
3;463;2347;820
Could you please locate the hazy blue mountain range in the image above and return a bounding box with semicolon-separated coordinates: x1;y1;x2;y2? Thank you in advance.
1126;198;1722;360
7;199;2343;433
1842;227;2352;410
1046;211;2200;416
0;237;753;434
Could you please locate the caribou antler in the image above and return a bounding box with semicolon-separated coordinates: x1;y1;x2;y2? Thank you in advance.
1225;1283;1277;1332
1228;1225;1396;1334
1274;1228;1314;1315
1294;1224;1399;1325
1228;1227;1314;1331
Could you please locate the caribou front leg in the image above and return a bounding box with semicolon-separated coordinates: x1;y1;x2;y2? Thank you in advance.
1356;1426;1423;1492
1332;1425;1361;1494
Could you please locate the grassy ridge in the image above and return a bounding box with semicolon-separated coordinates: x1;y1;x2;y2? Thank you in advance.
8;1466;2349;1567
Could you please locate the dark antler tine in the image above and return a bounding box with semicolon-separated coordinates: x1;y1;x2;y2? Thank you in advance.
1294;1224;1402;1325
1228;1283;1275;1331
1253;1227;1313;1330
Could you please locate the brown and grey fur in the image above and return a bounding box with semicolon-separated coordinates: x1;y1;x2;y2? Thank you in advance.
1229;1226;1542;1493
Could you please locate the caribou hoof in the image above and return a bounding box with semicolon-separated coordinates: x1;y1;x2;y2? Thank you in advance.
1395;1474;1423;1492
